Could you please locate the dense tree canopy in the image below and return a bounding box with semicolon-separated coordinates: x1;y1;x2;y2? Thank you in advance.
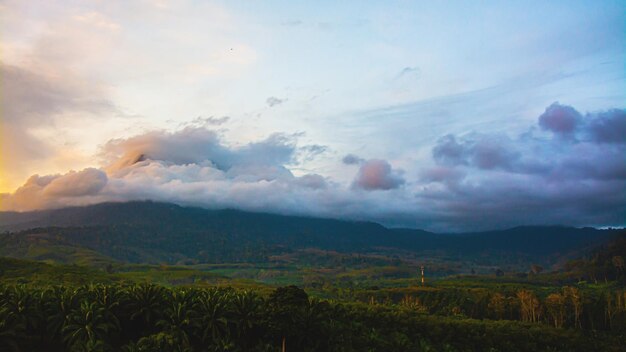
1;283;624;352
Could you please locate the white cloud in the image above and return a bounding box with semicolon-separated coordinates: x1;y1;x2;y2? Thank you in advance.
2;104;625;231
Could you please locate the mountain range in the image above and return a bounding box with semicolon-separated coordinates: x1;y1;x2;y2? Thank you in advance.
0;201;622;269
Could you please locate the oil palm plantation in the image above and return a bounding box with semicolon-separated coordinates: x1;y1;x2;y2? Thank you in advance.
62;301;118;351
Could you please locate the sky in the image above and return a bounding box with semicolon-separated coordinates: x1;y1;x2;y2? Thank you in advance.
1;0;625;231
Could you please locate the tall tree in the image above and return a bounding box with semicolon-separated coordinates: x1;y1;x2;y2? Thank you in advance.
563;286;583;328
516;289;540;323
545;293;566;328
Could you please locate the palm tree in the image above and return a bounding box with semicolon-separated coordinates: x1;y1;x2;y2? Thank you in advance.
266;286;310;351
62;301;117;351
135;331;195;352
207;336;236;352
119;341;139;352
126;284;167;332
44;286;80;342
90;285;122;332
2;285;42;337
297;299;330;350
230;290;261;349
157;292;199;349
197;289;230;344
0;305;23;352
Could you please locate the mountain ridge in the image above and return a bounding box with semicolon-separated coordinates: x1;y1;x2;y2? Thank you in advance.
0;201;622;268
0;200;616;234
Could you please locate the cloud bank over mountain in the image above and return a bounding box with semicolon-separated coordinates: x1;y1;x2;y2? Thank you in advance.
1;103;624;231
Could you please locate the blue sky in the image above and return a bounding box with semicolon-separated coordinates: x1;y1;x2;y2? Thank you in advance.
1;0;625;230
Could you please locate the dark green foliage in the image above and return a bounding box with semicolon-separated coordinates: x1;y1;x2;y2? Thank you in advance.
0;283;624;352
563;233;626;283
268;285;309;307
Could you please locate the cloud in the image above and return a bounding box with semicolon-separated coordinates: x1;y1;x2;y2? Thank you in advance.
419;166;466;186
2;168;108;211
538;102;582;136
0;62;116;135
295;174;327;189
43;168;108;197
0;62;118;190
102;128;297;174
1;127;324;212
298;144;328;163
266;96;285;107
432;135;466;166
433;133;518;170
587;109;626;144
431;104;626;180
431;112;625;180
185;116;231;127
352;159;405;191
1;64;104;123
1;104;625;231
421;103;626;229
342;154;364;165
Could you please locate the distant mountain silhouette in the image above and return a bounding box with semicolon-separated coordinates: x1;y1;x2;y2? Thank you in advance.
0;201;621;265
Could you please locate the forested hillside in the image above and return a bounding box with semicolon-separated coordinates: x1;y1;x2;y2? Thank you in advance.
0;202;620;269
1;202;624;351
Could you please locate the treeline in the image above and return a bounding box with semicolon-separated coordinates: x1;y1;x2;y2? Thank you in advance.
564;234;626;283
1;284;620;352
349;285;626;332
